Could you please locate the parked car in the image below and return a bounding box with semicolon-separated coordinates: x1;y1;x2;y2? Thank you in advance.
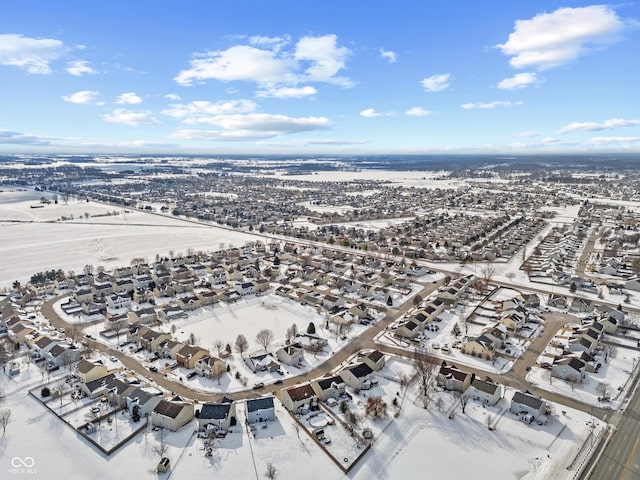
149;366;158;373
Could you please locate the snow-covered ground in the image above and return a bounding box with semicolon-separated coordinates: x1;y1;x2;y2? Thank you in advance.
0;187;256;289
0;354;602;480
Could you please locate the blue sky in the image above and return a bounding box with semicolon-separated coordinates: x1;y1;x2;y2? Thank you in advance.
0;1;639;154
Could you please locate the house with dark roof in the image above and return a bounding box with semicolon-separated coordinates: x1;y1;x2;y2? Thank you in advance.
339;362;374;390
311;375;346;401
552;357;586;383
510;390;546;421
125;387;162;416
395;320;420;339
246;396;275;423
437;362;472;392
280;383;317;412
198;399;236;431
361;349;386;371
467;377;503;405
151;399;194;431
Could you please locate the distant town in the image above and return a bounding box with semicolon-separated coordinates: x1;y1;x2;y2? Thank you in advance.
1;154;640;479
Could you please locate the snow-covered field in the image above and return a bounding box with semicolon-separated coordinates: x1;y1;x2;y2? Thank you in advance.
0;187;257;288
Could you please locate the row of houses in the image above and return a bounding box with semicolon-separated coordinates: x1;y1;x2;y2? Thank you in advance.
437;362;548;421
280;349;386;413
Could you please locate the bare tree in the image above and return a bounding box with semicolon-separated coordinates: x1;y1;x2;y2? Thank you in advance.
67;324;81;345
413;348;439;410
480;263;495;293
210;361;227;385
170;324;177;337
152;428;168;458
188;332;198;346
255;329;274;351
596;382;611;401
457;391;469;414
567;376;579;392
234;334;249;357
365;397;388;419
265;463;278;480
0;409;11;437
0;340;12;372
213;339;224;356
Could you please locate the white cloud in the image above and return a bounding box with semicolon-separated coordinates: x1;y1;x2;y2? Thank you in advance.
256;85;317;98
497;5;626;70
516;131;539;138
0;33;66;74
102;109;160;126
541;136;559;144
360;108;384;118
405;107;432;117
165;93;181;101
175;45;294;86
259;138;370;147
497;72;539;90
162;99;257;121
295;34;351;86
116;92;143;104
62;90;99;104
0;129;50;145
421;74;450;92
461;101;523;109
248;35;290;52
175;34;351;88
558;118;640;134
172;113;331;141
380;48;397;63
589;136;640;145
66;60;97;76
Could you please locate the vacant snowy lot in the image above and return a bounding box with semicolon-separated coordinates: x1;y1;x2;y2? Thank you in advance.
0;187;256;288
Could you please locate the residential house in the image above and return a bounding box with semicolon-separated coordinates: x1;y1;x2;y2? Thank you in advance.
76;359;108;384
151;399;194;431
339;362;374;390
128;307;158;325
311;375;346;401
198;399;236;431
395;320;420;339
437;362;472;392
510;391;546;421
570;298;593;314
244;352;280;373
106;292;132;311
467;377;503;405
276;345;304;366
125;387;162;416
461;335;497;360
246;396;275;423
140;329;172;353
552;357;586;383
176;345;209;369
194;355;226;378
280;383;317;413
361;349;385;371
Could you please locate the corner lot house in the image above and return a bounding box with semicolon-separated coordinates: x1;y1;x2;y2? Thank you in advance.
339;362;374;390
510;390;547;422
246;396;275;423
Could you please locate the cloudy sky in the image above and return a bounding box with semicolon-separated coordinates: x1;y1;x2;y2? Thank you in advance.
0;1;639;154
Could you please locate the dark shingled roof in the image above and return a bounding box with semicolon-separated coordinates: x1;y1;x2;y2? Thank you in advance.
246;396;274;413
154;399;189;419
199;402;232;420
512;391;543;410
284;383;316;402
344;362;373;379
315;375;344;390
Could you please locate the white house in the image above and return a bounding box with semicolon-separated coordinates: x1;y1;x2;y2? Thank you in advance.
280;383;317;413
467;377;503;406
246;396;275;423
198;398;236;431
510;391;546;422
339;362;374;390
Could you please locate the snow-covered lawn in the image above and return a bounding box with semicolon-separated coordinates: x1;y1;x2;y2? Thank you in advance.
527;344;640;409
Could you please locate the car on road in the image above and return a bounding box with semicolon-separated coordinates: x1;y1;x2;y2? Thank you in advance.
149;366;158;373
273;379;283;385
91;407;101;414
253;382;264;389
